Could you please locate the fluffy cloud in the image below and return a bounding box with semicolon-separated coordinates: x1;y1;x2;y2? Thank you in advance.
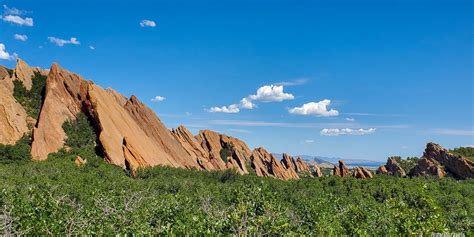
249;85;294;102
89;45;95;50
239;98;256;109
208;104;240;113
289;100;339;117
47;37;80;46
208;84;294;113
2;15;33;26
140;19;156;27
320;128;376;136
151;96;166;102
346;117;355;122
305;139;315;143
0;43;15;60
13;34;27;41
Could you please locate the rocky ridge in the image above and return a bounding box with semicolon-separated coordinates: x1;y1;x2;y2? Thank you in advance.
1;60;472;181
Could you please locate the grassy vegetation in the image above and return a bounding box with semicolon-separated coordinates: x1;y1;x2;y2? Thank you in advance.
12;72;47;119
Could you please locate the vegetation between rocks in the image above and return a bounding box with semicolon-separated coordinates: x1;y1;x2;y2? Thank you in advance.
12;72;47;119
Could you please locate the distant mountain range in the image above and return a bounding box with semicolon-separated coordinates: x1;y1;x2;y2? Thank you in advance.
273;154;384;169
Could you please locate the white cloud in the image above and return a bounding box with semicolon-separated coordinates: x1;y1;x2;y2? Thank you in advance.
346;117;355;122
2;15;33;26
289;100;339;117
275;78;308;86
208;84;294;113
305;139;315;143
239;98;256;109
151;96;166;102
208;104;240;113
13;34;27;41
3;5;26;15
140;19;156;27
89;45;95;50
47;37;80;46
249;85;294;102
0;43;15;60
320;128;376;136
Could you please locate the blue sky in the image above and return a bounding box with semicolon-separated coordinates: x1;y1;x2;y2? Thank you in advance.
1;0;472;161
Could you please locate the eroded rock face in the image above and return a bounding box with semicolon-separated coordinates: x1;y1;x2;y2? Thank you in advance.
195;130;251;174
410;143;473;179
123;96;197;169
31;64;90;160
333;160;350;177
376;165;388;175
409;157;446;178
352;167;373;179
424;143;474;179
0;83;28;144
251;148;299;180
171;125;213;170
281;154;312;177
13;59;34;90
377;157;406;177
311;164;323;177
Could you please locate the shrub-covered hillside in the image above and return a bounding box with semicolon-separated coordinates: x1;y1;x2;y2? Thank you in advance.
0;153;473;235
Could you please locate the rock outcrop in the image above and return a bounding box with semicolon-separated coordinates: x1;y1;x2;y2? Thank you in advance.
171;125;214;170
281;154;313;177
352;167;373;179
12;59;35;90
410;143;473;179
333;160;350;177
0;81;28;144
409;157;446;178
377;157;406;177
195;130;251;174
251;148;299;180
311;164;323;177
31;64;91;160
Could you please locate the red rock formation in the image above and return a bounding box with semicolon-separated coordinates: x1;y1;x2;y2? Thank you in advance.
352;167;373;179
423;143;473;179
281;154;313;177
409;157;446;178
377;157;406;177
123;96;197;169
195;130;250;174
0;80;28;144
333;160;350;177
410;143;473;179
171;125;213;170
311;164;323;177
376;165;388;175
31;64;91;160
251;148;299;180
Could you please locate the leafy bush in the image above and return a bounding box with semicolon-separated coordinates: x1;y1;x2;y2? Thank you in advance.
220;148;231;163
62;112;97;148
12;72;47;119
0;135;31;162
450;147;474;161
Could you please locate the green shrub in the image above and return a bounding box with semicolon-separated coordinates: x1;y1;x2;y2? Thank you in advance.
12;72;47;119
0;134;31;162
450;147;474;161
220;148;231;163
62;112;97;148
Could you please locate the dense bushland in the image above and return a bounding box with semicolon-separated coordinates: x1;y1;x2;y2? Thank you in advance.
0;152;472;235
450;147;474;161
